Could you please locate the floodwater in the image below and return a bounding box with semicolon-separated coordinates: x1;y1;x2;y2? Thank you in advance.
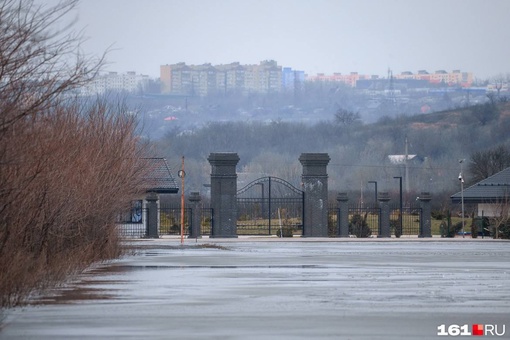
1;238;510;339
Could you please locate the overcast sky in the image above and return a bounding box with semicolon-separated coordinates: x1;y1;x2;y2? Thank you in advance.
72;0;510;79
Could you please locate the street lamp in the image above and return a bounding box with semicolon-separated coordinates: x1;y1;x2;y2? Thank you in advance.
393;176;403;235
368;181;378;206
459;159;465;238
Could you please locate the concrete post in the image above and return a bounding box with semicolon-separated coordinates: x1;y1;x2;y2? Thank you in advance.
299;153;330;237
337;193;349;238
188;192;202;239
418;192;432;238
378;192;391;238
208;153;239;238
146;192;159;238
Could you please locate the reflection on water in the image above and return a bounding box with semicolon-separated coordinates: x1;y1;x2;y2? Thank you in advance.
30;256;324;306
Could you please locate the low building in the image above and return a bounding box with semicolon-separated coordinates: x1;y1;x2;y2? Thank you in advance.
451;167;510;218
117;158;178;237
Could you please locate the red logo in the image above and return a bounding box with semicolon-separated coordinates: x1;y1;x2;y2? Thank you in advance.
473;324;484;336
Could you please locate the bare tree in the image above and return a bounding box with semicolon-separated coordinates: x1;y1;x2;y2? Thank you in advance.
0;1;148;307
484;191;510;239
0;0;105;134
334;108;361;126
468;144;510;184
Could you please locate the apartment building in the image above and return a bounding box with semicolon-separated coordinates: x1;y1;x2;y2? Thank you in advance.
395;70;473;87
160;60;282;96
80;71;150;96
307;70;473;88
282;67;305;92
306;72;375;87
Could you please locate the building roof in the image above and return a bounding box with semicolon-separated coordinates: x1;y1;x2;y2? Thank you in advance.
451;167;510;203
388;155;419;164
143;158;179;194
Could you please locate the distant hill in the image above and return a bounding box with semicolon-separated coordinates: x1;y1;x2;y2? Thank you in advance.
155;101;510;204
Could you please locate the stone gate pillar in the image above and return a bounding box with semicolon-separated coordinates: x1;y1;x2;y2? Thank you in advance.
337;193;349;238
378;192;391;238
188;192;202;239
146;192;159;238
299;153;330;237
418;192;432;238
208;153;239;238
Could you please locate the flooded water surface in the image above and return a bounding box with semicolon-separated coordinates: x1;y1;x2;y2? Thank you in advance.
1;239;510;339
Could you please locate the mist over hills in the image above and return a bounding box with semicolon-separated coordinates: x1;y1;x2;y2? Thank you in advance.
151;100;510;206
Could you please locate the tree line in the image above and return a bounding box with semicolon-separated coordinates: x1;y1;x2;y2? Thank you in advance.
155;100;510;209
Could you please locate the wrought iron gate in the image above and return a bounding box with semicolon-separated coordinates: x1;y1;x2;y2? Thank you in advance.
237;176;304;236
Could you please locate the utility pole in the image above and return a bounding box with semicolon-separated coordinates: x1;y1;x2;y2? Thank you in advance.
179;156;186;245
405;135;409;207
459;159;465;238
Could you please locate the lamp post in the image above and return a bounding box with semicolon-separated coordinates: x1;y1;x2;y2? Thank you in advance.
459;159;465;238
393;176;403;234
368;181;378;206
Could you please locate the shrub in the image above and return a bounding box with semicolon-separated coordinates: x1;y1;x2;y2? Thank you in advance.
391;219;402;238
0;0;147;307
431;211;447;220
328;213;337;237
349;213;371;238
470;218;478;238
447;222;464;238
276;227;294;237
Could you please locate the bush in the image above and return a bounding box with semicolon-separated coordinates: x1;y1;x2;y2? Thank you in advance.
349;213;371;238
447;222;464;238
0;0;147;307
432;211;447;220
276;226;294;237
328;213;337;237
470;221;478;238
496;221;510;239
390;219;402;238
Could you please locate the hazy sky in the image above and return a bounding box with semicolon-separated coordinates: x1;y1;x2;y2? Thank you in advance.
71;0;510;79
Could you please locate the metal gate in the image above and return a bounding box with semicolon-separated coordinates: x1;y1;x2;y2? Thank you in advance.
237;176;304;236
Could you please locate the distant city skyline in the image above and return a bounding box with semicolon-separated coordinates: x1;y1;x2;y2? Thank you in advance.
72;0;510;80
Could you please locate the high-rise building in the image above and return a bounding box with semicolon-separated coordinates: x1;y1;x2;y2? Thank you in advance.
282;67;305;92
79;71;149;96
160;60;282;96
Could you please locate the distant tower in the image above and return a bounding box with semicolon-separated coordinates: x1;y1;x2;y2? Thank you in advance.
387;68;396;105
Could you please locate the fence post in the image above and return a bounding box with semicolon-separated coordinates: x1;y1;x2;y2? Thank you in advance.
208;153;239;238
146;192;159;238
418;192;432;238
337;193;349;237
188;192;202;239
299;153;330;237
378;192;391;238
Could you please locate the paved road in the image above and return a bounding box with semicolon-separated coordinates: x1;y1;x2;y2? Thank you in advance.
1;238;509;339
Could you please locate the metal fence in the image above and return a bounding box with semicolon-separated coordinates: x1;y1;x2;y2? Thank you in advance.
237;198;304;236
387;205;422;236
237;176;304;236
117;203;423;238
118;206;214;238
159;207;191;235
200;207;213;236
327;204;422;238
117;208;147;238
